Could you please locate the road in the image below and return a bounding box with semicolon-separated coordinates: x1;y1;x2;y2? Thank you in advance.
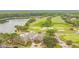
54;33;71;48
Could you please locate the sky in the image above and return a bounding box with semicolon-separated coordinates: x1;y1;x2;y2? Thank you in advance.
0;0;79;10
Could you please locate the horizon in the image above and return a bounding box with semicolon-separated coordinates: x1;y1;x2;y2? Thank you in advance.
0;10;79;13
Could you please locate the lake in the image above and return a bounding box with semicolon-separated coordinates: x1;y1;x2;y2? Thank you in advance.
0;19;29;33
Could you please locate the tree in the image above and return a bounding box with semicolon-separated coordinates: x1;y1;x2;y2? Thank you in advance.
72;44;79;48
0;39;3;46
27;17;36;24
43;35;57;48
15;25;22;31
46;29;56;36
42;17;52;27
15;25;28;32
66;40;72;45
9;33;20;39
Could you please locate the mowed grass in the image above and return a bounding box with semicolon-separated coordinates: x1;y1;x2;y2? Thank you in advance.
29;16;79;44
51;16;79;43
59;26;79;43
53;24;72;30
28;16;79;43
60;33;79;43
28;27;42;32
29;16;72;31
51;16;65;24
28;17;47;32
29;17;47;27
51;16;72;30
28;17;54;32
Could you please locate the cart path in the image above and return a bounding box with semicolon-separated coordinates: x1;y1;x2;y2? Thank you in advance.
54;33;71;48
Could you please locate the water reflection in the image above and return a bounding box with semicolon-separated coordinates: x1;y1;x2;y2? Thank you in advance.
0;19;28;33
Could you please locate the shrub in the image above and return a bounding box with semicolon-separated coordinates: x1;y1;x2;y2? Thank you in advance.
26;40;32;47
66;40;72;45
34;39;41;44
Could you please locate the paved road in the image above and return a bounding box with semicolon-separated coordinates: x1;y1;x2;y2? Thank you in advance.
54;33;71;48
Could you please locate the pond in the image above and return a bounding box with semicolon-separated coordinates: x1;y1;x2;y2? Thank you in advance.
0;19;29;33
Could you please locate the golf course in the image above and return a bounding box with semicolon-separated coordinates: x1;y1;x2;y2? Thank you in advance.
0;11;79;48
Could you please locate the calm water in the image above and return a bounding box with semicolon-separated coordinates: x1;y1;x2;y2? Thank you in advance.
0;19;29;33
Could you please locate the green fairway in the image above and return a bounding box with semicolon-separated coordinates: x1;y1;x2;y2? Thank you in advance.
51;16;65;24
53;24;72;30
51;16;72;30
29;16;72;31
29;17;47;27
27;16;79;44
60;33;79;43
28;27;42;32
28;17;47;32
50;16;79;43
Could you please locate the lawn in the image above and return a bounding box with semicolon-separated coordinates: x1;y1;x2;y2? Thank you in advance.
29;17;47;27
28;17;47;32
60;33;79;43
51;16;65;24
51;16;79;43
51;16;72;30
53;23;72;30
28;16;73;32
28;27;42;32
29;17;54;32
28;16;79;44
